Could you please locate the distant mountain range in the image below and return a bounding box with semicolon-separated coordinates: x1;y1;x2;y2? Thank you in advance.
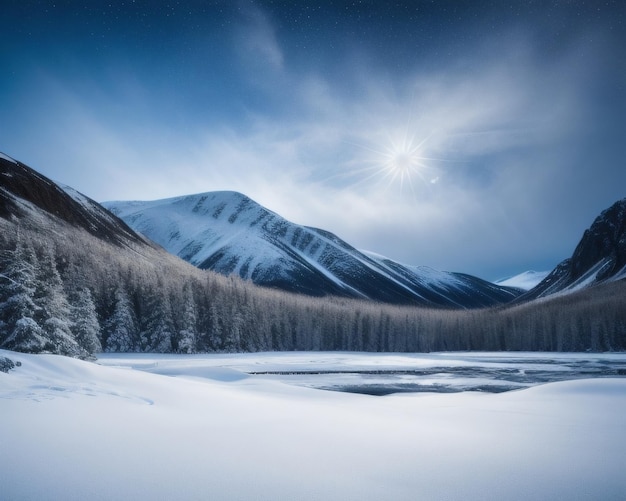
102;192;521;308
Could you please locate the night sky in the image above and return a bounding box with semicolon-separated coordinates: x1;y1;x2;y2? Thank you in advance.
2;1;625;281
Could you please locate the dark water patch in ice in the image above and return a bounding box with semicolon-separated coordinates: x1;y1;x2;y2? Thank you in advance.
321;383;521;396
247;359;626;395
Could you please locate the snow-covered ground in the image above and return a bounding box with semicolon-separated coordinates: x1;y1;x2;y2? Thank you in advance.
2;350;625;500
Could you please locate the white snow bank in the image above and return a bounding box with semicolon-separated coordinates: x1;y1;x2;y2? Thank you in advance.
1;350;625;501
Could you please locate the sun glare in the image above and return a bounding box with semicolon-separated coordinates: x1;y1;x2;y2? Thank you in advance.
381;136;430;188
335;131;442;197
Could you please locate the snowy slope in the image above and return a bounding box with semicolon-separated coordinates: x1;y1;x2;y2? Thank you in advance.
495;270;549;290
2;349;626;501
103;192;521;307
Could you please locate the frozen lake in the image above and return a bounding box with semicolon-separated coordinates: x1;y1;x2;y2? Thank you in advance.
97;351;626;395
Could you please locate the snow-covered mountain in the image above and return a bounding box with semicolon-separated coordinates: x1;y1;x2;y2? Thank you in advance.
103;192;521;308
496;271;549;291
522;198;626;300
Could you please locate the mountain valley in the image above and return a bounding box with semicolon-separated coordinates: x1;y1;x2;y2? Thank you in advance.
1;152;625;357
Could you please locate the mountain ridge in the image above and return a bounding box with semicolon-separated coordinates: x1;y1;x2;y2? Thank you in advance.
0;153;150;249
522;198;626;300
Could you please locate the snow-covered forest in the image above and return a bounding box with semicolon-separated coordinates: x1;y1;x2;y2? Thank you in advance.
1;207;625;358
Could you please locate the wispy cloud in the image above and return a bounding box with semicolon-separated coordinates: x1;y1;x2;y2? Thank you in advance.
235;0;284;72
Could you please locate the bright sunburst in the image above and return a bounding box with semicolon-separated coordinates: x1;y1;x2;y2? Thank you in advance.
335;130;443;197
380;135;432;190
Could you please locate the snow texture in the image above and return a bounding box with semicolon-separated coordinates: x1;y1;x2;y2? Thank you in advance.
496;270;550;290
1;349;625;501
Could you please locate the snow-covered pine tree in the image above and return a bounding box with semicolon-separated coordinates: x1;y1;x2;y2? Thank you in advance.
104;287;138;352
34;247;86;357
0;239;48;352
70;287;102;354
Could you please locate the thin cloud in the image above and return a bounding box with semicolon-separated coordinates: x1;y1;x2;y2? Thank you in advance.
235;1;284;72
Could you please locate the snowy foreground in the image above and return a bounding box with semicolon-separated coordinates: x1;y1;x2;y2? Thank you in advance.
2;350;626;501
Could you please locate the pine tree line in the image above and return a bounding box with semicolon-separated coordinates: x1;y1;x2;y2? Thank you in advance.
1;216;625;358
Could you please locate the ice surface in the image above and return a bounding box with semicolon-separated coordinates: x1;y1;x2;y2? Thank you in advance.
2;349;625;500
99;351;626;394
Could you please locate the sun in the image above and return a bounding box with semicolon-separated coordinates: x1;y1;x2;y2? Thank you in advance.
380;135;431;190
335;131;442;196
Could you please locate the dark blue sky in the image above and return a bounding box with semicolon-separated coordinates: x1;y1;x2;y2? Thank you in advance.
1;1;625;280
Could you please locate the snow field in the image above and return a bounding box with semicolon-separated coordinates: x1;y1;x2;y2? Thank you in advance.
1;350;625;500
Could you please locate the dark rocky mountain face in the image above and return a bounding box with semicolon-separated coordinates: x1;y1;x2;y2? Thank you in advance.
571;200;626;280
523;198;626;300
0;154;149;248
104;192;522;308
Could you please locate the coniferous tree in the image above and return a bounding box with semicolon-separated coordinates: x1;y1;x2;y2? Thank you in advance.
0;240;48;352
70;287;102;354
104;287;138;352
34;248;85;357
